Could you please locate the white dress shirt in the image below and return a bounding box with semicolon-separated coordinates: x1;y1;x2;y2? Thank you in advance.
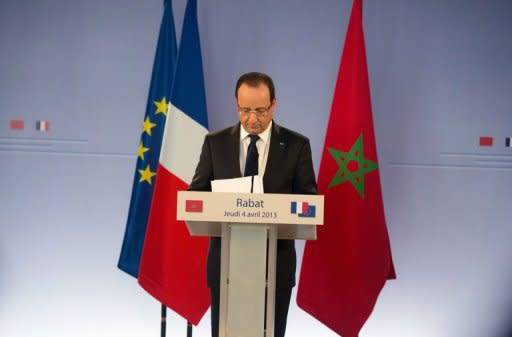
239;121;272;176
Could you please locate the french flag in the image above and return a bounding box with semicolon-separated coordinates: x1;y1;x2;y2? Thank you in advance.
138;0;210;325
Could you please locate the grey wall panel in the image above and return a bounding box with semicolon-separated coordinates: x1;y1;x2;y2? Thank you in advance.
1;0;511;336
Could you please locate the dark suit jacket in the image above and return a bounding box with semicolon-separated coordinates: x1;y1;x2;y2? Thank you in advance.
188;121;317;290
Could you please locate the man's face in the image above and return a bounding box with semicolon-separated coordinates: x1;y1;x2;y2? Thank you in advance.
236;83;275;135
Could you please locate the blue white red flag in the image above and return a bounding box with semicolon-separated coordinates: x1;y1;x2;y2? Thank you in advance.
137;0;211;325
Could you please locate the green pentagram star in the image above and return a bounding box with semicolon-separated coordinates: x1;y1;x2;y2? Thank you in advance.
327;134;378;198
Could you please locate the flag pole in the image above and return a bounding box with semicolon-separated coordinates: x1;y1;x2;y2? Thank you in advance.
159;304;193;337
187;322;193;337
161;304;167;337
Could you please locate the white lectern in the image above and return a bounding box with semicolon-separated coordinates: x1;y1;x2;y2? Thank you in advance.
177;191;323;337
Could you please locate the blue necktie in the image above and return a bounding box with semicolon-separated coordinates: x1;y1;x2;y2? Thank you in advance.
244;135;260;177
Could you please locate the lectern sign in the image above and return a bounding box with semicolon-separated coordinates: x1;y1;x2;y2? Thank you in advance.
178;191;323;226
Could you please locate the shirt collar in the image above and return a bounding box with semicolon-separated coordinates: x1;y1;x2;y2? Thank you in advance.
240;120;272;144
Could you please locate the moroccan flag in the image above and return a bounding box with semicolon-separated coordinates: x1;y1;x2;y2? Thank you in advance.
297;1;396;336
138;0;210;325
118;0;177;278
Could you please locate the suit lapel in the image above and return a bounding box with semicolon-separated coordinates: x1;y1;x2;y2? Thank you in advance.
227;123;242;178
263;122;284;192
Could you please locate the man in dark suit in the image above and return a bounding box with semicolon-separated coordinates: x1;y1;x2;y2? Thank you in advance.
188;72;317;337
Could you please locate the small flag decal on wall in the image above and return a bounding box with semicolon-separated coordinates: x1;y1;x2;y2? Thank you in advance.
479;136;493;147
36;120;50;132
10;120;25;131
506;137;512;148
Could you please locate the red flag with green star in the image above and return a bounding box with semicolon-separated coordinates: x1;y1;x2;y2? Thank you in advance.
297;1;396;336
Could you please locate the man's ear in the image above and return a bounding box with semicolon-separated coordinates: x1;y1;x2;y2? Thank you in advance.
270;97;277;113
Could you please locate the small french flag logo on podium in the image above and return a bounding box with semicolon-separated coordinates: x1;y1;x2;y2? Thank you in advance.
290;201;316;218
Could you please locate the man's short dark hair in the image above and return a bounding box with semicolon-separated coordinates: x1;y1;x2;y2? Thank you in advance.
235;72;276;102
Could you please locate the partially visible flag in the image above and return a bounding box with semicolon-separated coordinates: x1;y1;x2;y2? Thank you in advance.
10;120;24;131
506;137;512;148
118;0;177;278
297;1;395;336
36;120;50;132
479;136;493;147
138;0;210;325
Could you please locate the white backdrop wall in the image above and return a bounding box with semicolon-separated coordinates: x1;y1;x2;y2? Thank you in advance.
1;1;511;336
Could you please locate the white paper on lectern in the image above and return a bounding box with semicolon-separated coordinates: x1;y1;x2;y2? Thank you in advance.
211;175;264;193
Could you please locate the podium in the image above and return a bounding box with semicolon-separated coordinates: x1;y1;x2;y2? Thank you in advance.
177;191;323;337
